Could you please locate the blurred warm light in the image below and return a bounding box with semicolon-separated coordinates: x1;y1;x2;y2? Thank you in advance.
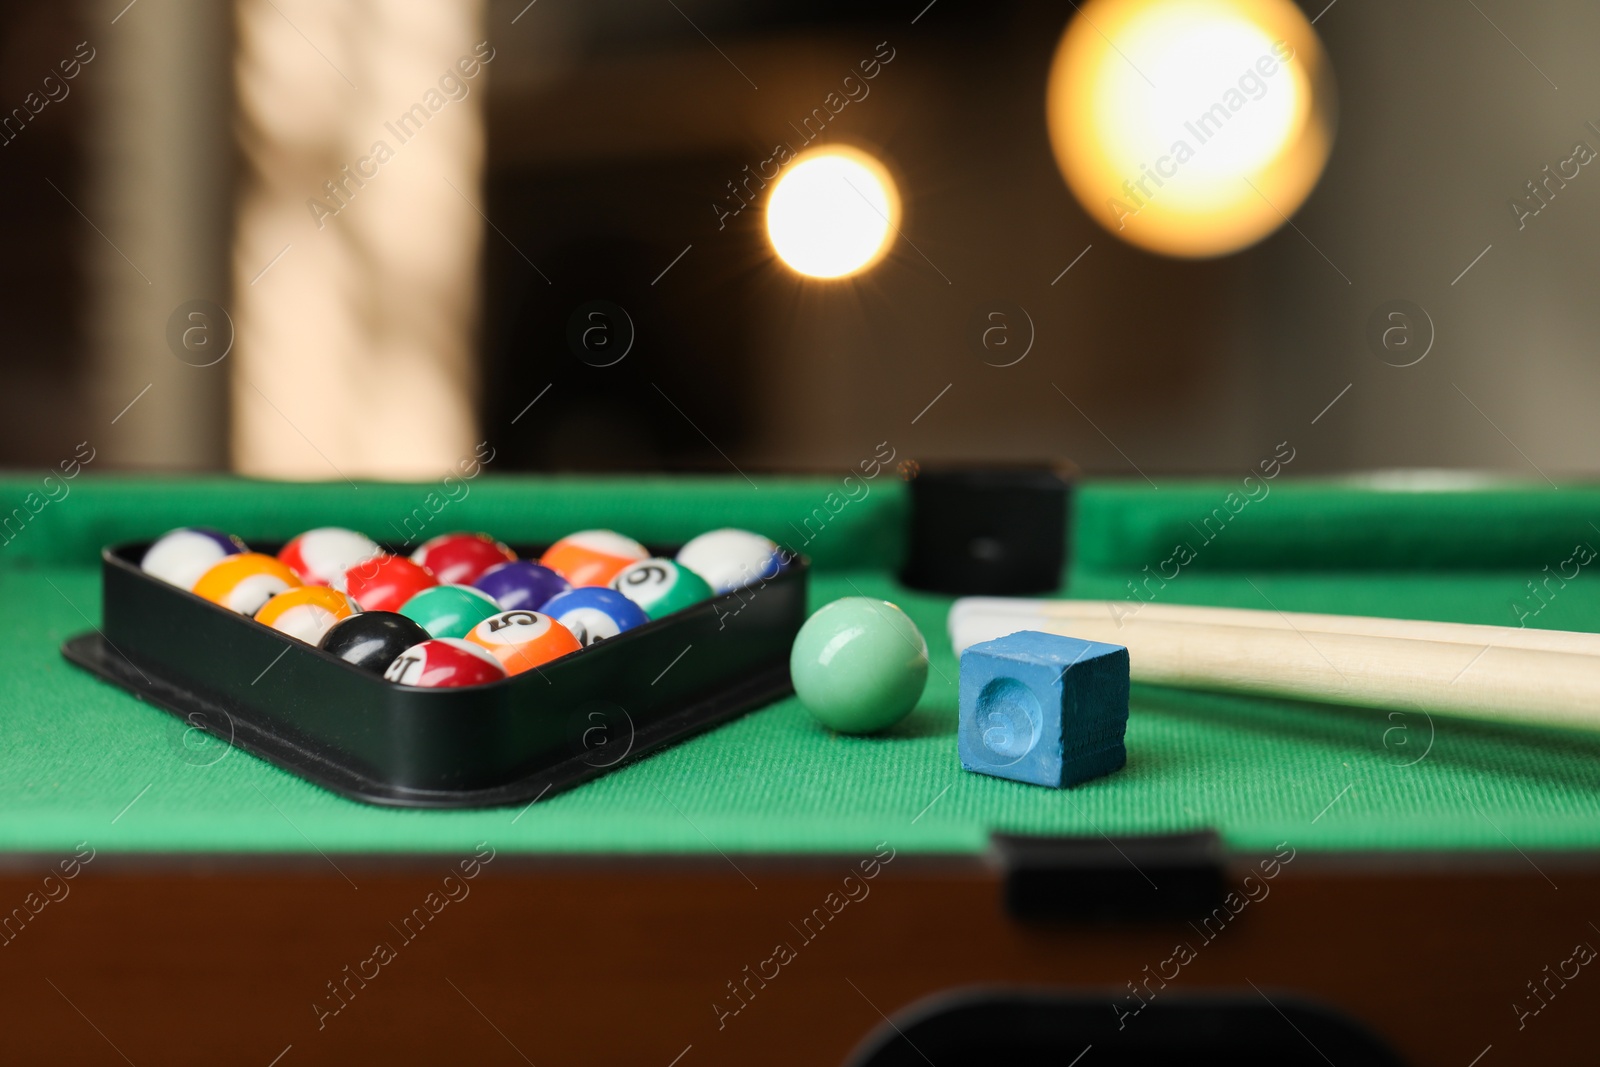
1046;0;1335;258
766;148;899;279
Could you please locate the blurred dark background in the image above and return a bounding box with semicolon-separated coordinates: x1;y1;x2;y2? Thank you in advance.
4;0;1598;483
0;3;94;465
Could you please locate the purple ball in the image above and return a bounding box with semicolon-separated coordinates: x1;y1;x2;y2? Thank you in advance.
473;560;572;612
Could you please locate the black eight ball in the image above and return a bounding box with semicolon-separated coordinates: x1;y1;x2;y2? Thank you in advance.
318;611;432;675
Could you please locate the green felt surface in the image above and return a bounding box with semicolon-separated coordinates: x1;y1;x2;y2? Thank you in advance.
4;474;1600;857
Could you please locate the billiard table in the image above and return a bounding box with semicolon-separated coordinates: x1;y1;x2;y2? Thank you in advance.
2;474;1597;1065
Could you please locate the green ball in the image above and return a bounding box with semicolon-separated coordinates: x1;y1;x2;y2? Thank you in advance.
399;584;502;639
610;558;714;620
789;597;928;734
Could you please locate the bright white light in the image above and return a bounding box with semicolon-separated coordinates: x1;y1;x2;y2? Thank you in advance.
1100;13;1300;183
766;148;899;279
1046;0;1335;258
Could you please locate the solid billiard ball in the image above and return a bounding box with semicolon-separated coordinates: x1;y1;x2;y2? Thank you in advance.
789;597;929;734
398;584;503;640
318;611;432;675
383;638;507;688
140;528;246;589
609;558;713;620
473;560;571;612
254;586;359;644
540;587;649;646
335;554;437;613
278;527;380;586
465;610;582;675
676;528;784;594
540;530;649;587
410;532;517;586
192;553;302;615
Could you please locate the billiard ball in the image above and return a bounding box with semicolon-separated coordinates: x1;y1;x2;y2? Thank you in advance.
140;528;246;589
398;584;503;640
192;553;302;615
464;610;582;675
676;528;784;594
789;597;928;734
540;587;649;646
335;554;437;612
254;586;359;644
383;638;507;688
473;560;571;612
410;532;517;586
540;530;649;587
278;527;380;586
318;611;431;675
609;558;713;620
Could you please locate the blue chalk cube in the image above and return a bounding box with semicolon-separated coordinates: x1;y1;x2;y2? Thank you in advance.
958;630;1129;788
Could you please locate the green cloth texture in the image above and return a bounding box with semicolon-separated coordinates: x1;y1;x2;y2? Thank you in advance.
1075;479;1600;572
3;474;1599;857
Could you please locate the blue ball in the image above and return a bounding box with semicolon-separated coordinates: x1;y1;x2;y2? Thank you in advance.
541;587;649;647
473;560;572;612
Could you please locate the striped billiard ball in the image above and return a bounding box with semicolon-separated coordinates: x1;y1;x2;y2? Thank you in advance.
540;530;649;587
140;528;247;590
254;586;360;644
383;638;507;688
676;528;784;594
465;610;582;675
278;527;380;586
609;558;712;620
540;587;649;647
192;553;302;615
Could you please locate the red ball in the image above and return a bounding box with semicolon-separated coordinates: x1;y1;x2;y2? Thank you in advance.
383;638;507;688
410;532;517;586
337;554;438;612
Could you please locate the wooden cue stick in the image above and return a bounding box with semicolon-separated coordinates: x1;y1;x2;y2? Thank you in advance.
957;598;1600;656
948;597;1600;733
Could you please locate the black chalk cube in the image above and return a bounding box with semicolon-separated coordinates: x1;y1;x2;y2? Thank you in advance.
958;630;1129;788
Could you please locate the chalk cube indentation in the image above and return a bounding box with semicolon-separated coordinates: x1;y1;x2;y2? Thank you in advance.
958;629;1129;788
